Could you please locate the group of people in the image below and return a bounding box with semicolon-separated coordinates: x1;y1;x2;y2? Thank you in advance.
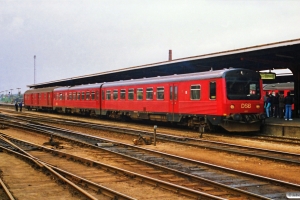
264;92;294;120
14;101;23;112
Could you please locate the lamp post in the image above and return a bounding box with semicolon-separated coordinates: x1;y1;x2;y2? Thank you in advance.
34;55;36;84
10;89;13;103
16;88;21;97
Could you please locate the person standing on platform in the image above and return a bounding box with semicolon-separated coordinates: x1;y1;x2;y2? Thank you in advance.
19;101;23;112
265;94;271;118
273;93;279;118
284;92;293;120
14;101;18;112
279;93;285;119
269;93;275;117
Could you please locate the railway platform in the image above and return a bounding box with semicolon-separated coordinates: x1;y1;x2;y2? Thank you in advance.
262;116;300;137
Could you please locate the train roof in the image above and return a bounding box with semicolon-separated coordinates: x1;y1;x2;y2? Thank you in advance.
263;82;294;90
53;86;71;92
102;68;258;87
68;83;103;90
24;86;60;94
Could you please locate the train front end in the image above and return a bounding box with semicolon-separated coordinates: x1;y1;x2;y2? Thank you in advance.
220;69;266;132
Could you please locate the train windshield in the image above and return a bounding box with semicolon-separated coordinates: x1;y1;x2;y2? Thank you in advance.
225;70;261;100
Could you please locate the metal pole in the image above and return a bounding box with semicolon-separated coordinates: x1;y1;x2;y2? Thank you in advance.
153;125;157;146
34;55;36;84
16;88;21;97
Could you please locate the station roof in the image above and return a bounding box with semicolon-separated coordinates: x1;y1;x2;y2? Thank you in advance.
28;38;300;89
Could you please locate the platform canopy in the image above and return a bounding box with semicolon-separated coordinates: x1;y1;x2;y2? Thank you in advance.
28;38;300;89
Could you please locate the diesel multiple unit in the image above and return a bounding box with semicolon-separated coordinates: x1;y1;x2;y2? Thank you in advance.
24;68;266;132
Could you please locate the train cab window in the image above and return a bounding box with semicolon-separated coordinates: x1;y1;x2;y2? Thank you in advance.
137;88;143;100
106;90;111;100
113;89;118;100
210;82;216;100
190;85;200;100
146;88;153;100
91;92;95;100
120;89;126;100
157;87;164;100
86;92;90;100
73;92;76;100
77;92;81;100
225;70;261;100
81;92;85;100
128;89;134;100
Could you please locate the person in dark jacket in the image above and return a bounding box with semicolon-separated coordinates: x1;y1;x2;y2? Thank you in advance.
14;101;18;112
278;93;285;119
269;93;275;117
284;92;293;120
273;93;279;118
19;102;23;112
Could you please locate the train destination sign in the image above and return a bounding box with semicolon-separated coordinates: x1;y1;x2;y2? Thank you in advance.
260;72;276;80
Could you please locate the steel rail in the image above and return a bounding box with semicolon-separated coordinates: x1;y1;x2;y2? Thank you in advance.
3;113;300;166
0;134;224;200
1;121;299;199
0;178;15;200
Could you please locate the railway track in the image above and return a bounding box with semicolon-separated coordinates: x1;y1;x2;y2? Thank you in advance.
2;112;300;166
0;137;103;200
1;115;300;199
1;107;300;145
0;135;207;200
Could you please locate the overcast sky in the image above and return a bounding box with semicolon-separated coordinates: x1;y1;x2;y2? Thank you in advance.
1;0;300;94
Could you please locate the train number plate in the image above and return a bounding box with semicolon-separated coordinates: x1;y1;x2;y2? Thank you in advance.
241;103;251;108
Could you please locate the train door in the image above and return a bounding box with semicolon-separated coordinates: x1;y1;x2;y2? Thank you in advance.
169;84;178;121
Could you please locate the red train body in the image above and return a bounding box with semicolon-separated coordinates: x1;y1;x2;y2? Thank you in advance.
24;68;266;132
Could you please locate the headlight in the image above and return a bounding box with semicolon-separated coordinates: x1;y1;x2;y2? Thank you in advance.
230;105;235;109
256;105;260;109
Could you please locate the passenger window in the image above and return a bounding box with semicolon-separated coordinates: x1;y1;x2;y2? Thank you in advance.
91;92;95;100
106;90;111;100
77;92;81;100
128;89;134;100
120;89;126;100
146;88;153;100
170;86;173;100
210;82;216;100
191;85;200;100
81;92;85;100
113;89;118;100
137;88;143;100
157;87;164;100
86;92;90;100
73;92;76;100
